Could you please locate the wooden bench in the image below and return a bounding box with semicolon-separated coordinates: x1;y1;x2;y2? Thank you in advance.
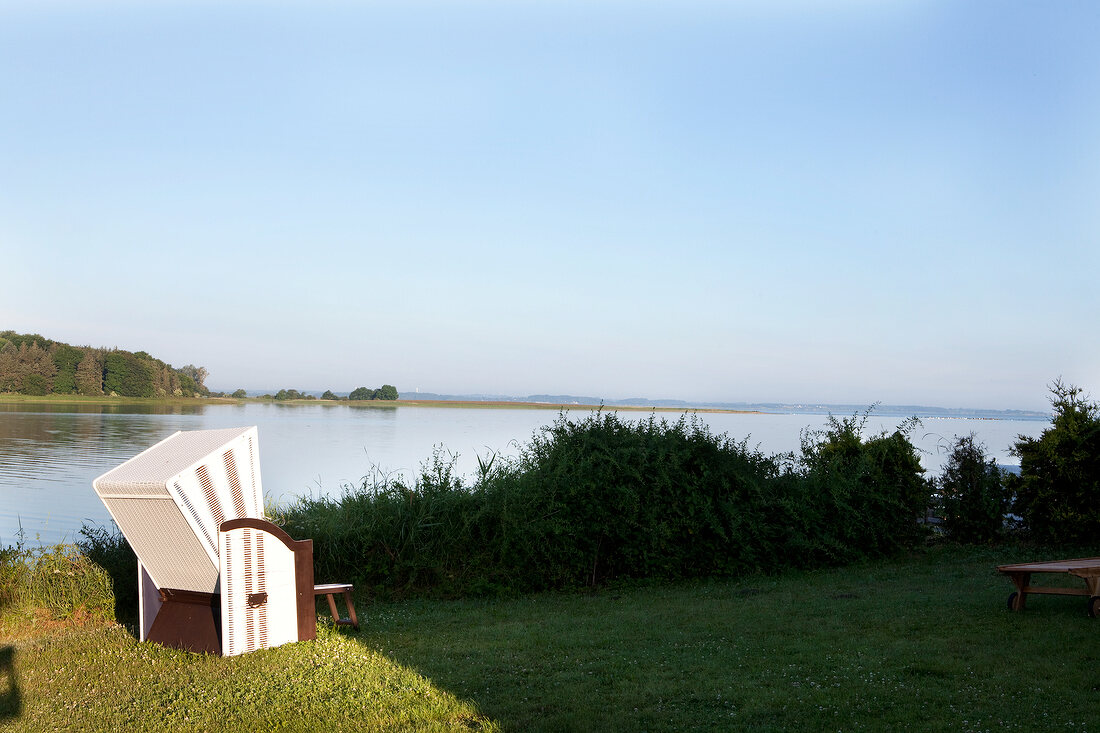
314;583;359;630
997;558;1100;617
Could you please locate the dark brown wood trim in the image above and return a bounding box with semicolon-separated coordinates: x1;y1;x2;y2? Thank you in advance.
295;538;316;641
157;588;218;605
148;588;221;654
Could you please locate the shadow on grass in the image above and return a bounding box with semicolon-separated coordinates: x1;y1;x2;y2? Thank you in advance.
324;551;1100;733
0;645;20;720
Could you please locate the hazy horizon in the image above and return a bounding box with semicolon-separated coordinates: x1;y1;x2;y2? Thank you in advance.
225;384;1050;415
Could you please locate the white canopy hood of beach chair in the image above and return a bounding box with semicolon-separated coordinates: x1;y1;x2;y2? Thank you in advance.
92;426;265;594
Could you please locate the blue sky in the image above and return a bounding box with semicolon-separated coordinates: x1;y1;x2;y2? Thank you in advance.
2;1;1097;410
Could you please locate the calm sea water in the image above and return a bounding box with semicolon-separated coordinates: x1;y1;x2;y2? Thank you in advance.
0;401;1048;546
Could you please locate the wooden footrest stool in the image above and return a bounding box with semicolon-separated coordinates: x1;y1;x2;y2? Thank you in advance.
314;583;360;630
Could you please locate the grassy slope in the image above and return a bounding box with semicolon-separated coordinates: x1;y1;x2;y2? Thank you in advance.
4;545;1099;731
2;626;495;732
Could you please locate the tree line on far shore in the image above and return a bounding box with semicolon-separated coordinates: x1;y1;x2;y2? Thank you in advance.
0;330;209;398
251;385;399;401
1;330;401;403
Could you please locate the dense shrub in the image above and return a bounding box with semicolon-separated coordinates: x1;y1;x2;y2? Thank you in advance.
796;413;931;563
274;410;930;598
480;413;787;587
936;434;1007;543
1010;381;1100;544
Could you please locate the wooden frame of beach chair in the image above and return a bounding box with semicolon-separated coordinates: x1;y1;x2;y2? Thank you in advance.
92;427;317;655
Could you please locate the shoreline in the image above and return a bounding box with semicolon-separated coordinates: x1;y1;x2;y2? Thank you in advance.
0;393;238;406
393;398;763;414
0;393;763;415
0;393;1047;419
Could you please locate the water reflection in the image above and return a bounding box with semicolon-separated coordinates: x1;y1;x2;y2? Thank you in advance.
0;401;520;546
0;410;198;545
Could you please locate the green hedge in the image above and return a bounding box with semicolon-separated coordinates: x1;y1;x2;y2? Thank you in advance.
272;411;932;598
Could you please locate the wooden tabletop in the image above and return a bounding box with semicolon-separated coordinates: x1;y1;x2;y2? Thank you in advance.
998;557;1100;574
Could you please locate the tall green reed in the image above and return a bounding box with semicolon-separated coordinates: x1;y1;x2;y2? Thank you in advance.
0;534;114;621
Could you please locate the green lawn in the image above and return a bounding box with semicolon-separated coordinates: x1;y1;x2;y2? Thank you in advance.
362;545;1099;731
4;545;1099;731
1;625;495;732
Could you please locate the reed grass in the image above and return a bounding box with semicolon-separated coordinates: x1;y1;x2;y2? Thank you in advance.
0;537;114;639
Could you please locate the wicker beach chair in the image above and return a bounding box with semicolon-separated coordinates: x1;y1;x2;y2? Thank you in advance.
92;426;317;655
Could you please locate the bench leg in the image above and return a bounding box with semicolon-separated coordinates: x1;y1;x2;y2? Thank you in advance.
1082;577;1100;618
322;591;360;631
341;589;359;630
326;593;341;624
1008;572;1030;611
1085;577;1100;597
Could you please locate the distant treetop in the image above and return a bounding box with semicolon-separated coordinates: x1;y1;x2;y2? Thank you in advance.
349;384;399;401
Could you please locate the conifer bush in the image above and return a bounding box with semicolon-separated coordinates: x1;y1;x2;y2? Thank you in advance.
936;434;1006;543
1010;381;1100;544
